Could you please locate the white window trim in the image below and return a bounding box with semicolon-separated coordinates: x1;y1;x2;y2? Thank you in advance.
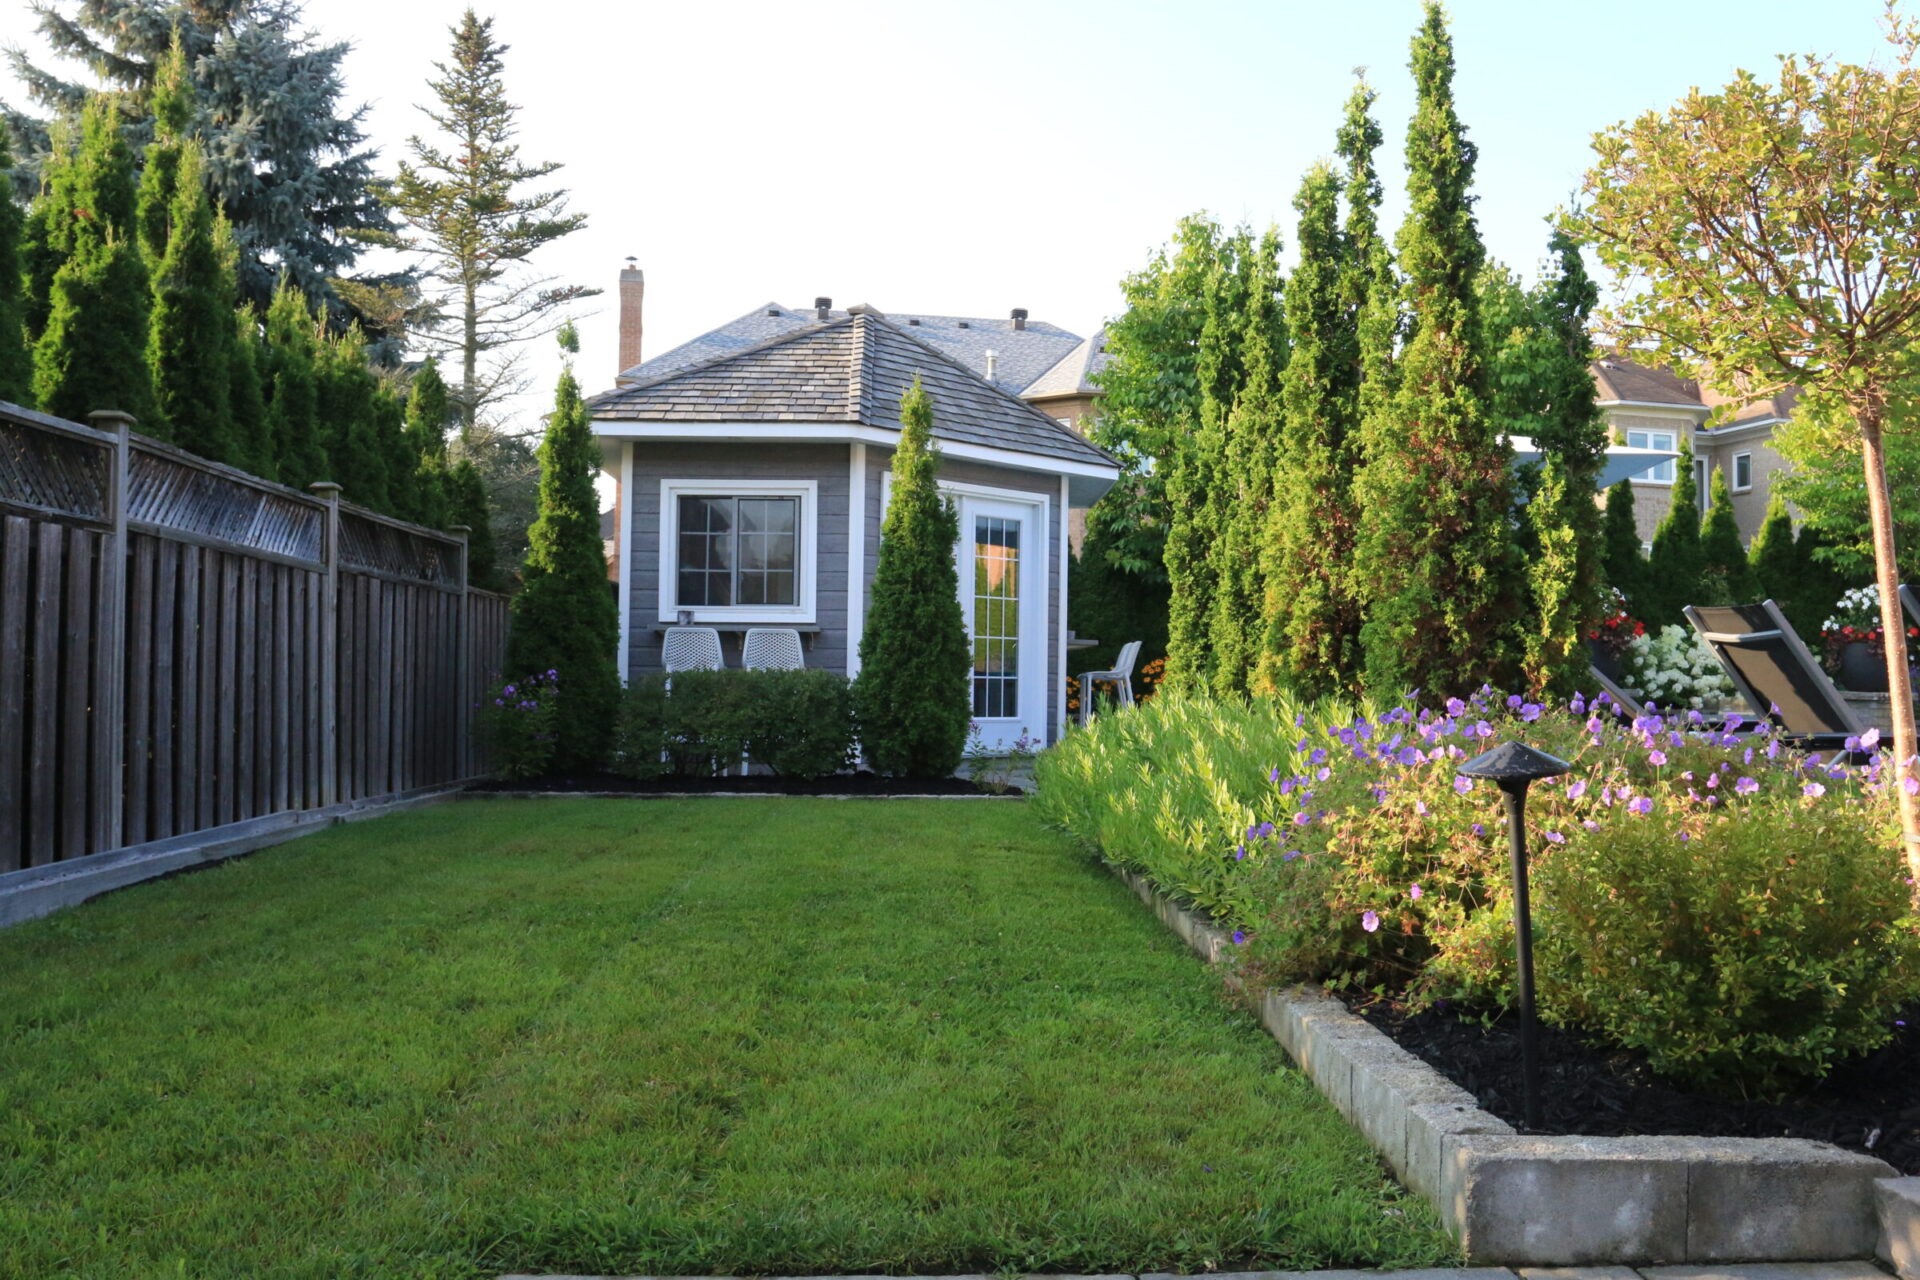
1732;451;1754;493
1626;429;1678;485
657;478;818;624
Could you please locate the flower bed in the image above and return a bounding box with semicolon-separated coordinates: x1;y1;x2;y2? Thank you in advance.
1036;688;1913;1099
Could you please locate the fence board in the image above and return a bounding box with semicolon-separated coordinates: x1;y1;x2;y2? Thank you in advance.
28;522;61;866
176;545;201;835
0;517;28;870
237;557;257;820
216;554;238;827
125;536;154;846
151;538;177;840
59;526;93;859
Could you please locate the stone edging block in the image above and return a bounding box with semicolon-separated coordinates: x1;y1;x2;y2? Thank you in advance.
1109;864;1899;1267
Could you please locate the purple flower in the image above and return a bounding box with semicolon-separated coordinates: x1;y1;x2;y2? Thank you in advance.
1269;766;1282;783
1472;720;1493;739
1862;727;1882;749
1396;747;1420;767
1648;750;1668;767
1446;697;1467;717
1582;819;1599;831
1471;823;1486;837
1628;796;1654;816
1409;883;1423;901
1283;849;1302;861
1802;782;1827;799
1520;702;1543;722
1507;694;1524;709
1570;696;1586;714
1293;811;1312;826
1317;766;1331;781
1414;800;1429;816
1544;830;1566;844
1725;713;1745;731
1310;748;1328;765
1361;910;1380;933
1566;779;1587;800
1905;774;1920;797
1454;776;1474;795
1586;715;1605;733
1232;930;1247;945
1235;846;1248;861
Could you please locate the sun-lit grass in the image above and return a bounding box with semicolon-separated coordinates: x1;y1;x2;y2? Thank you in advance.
0;797;1456;1279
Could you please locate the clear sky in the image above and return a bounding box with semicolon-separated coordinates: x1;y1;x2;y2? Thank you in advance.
0;0;1900;420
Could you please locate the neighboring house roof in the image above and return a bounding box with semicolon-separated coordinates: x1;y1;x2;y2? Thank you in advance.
1024;328;1110;400
618;303;1084;397
1591;358;1706;408
598;508;616;540
590;313;1117;470
1710;387;1800;432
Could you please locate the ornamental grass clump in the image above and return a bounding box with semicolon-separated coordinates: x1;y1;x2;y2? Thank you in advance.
1036;689;1914;1097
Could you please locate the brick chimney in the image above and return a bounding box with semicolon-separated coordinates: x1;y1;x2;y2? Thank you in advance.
1011;307;1028;331
618;259;644;375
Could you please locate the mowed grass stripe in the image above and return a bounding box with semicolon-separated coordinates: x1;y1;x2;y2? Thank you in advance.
0;798;1456;1279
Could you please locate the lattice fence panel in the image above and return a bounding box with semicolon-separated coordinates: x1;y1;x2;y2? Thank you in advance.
337;508;461;588
0;418;112;523
127;448;325;565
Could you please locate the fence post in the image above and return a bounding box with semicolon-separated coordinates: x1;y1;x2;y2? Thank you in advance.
451;525;471;779
310;482;342;807
87;409;133;852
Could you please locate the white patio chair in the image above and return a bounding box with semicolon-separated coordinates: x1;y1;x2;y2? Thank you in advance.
662;626;724;673
742;627;805;671
1078;639;1141;727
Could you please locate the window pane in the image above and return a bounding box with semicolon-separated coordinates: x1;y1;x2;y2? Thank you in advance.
762;569;795;606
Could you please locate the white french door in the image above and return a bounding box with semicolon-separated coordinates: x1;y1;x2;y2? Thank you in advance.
956;494;1048;752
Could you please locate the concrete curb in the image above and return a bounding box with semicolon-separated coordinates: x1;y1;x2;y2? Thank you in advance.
496;1265;1893;1280
1109;865;1899;1268
0;784;465;927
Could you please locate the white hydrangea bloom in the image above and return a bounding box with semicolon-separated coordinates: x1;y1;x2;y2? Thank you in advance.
1624;625;1736;710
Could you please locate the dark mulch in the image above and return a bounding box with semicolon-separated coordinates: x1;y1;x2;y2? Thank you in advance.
466;770;1019;797
1345;993;1920;1173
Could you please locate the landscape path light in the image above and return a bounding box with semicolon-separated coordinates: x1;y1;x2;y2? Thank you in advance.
1455;738;1571;1131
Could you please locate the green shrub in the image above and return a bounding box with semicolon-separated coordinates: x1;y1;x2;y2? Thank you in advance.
1534;798;1918;1097
477;671;560;780
613;669;855;780
1036;688;1914;1097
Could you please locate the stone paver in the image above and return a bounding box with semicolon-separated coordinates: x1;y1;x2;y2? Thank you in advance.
1518;1269;1645;1280
1637;1264;1891;1280
501;1266;1893;1280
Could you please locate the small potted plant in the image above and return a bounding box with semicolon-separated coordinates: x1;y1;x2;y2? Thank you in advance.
1586;590;1643;682
1821;586;1918;692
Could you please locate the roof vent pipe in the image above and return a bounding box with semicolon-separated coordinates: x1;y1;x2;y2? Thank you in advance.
1011;308;1028;331
985;350;998;382
815;296;832;320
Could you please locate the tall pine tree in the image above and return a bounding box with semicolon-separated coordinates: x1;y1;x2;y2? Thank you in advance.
1350;3;1520;697
133;39;192;266
32;94;157;426
262;279;326;487
0;127;30;403
315;328;390;510
1699;468;1761;604
854;377;972;776
1601;480;1646;613
448;458;498;589
503;326;618;768
1206;228;1285;698
1262;162;1360;697
147;141;237;459
405;356;453;530
382;9;595;440
1644;437;1706;625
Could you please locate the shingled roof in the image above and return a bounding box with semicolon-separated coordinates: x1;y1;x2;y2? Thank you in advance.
618;303;1084;396
1590;358;1707;409
1024;328;1110;399
590;314;1116;470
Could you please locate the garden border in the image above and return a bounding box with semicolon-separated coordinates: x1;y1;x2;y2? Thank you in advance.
1109;864;1906;1268
461;791;1025;801
0;784;465;928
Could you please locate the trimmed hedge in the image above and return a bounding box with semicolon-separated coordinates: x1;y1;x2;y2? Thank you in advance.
614;669;855;780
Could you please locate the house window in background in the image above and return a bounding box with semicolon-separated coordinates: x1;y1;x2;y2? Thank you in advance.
1626;428;1677;484
1733;451;1754;492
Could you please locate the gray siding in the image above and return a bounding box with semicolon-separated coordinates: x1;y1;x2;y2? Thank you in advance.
625;443;853;675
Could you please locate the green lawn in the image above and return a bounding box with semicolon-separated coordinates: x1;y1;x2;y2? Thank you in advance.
0;798;1456;1279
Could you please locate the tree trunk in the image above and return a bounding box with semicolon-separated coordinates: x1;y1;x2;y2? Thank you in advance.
1857;401;1920;877
461;279;478;446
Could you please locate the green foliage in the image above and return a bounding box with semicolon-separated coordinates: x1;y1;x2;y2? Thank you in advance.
1748;490;1856;640
146;142;236;460
1522;457;1589;695
1036;689;1910;1096
382;9;595;438
855;378;972;777
31;95;156;425
477;670;560;780
448;457;499;588
614;670;855;780
1165;228;1256;692
1349;3;1520;698
404;356;453;529
261;279;325;488
1644;438;1705;625
5;0;410;345
1774;388;1920;587
1085;214;1224;581
1535;795;1919;1097
0;128;30;403
314;328;390;510
225;300;269;478
1601;480;1646;611
1207;227;1286;698
133;37;192;266
1699;468;1762;604
505;345;620;771
1067;513;1169;682
1263;162;1361;698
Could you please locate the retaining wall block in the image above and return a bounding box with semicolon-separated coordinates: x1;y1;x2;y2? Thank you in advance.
1876;1176;1920;1279
1453;1136;1691;1264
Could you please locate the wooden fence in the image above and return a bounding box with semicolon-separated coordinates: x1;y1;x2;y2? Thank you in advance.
0;400;509;873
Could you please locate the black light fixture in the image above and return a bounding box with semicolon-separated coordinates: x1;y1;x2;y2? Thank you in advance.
1456;738;1571;1131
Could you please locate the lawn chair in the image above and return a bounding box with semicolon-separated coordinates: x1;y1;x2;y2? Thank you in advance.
662;626;724;674
742;627;804;671
1684;601;1869;748
1078;640;1141;727
1587;664;1644;718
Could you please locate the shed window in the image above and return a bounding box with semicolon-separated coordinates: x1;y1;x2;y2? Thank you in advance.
1733;452;1754;492
676;495;798;607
